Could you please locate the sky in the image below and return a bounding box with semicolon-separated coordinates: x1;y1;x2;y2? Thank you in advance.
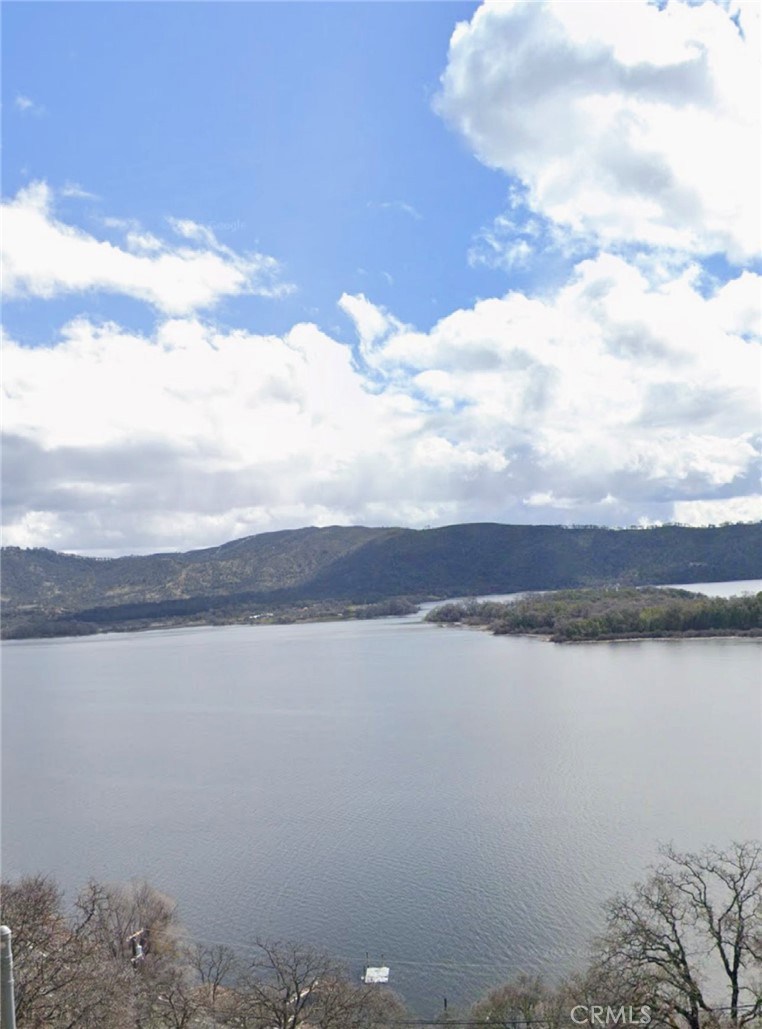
2;0;761;556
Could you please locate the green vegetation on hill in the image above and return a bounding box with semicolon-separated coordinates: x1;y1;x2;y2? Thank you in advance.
426;586;762;641
2;521;761;639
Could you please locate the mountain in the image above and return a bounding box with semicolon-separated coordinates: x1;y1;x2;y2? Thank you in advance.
2;521;760;638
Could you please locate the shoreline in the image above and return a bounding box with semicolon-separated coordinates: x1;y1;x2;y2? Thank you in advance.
431;622;762;645
425;585;761;645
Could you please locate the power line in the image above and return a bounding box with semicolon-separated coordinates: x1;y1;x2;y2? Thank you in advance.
317;1007;760;1025
186;934;761;1024
381;1012;761;1025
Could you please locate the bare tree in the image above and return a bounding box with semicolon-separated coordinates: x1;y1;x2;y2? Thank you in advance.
133;952;201;1029
238;939;340;1029
592;842;762;1029
193;942;238;1016
232;940;408;1029
0;875;68;1026
666;843;762;1024
0;874;134;1029
75;877;183;962
470;972;576;1029
316;975;408;1029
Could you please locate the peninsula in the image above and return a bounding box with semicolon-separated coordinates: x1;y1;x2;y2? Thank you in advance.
2;521;760;639
425;586;762;642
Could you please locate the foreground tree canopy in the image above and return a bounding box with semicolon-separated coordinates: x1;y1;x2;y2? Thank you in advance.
1;843;760;1028
426;588;762;642
0;878;406;1029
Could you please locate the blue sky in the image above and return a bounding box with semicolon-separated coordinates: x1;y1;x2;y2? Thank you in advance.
5;2;514;341
3;1;761;554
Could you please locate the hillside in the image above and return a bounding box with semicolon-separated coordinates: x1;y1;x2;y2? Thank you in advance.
2;521;761;638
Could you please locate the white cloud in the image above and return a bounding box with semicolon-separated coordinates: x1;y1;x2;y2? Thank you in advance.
3;313;502;552
436;0;761;262
167;217;220;248
125;231;165;254
1;182;292;315
468;228;534;271
4;0;761;558
14;94;45;116
60;182;98;200
338;292;405;360
369;200;422;220
708;271;762;338
673;494;762;526
4;248;759;554
343;252;761;513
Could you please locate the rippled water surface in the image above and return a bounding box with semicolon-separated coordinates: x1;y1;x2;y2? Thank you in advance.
3;590;761;1013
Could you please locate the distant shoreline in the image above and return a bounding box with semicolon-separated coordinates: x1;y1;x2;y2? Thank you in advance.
5;580;762;643
5;609;762;645
433;622;762;644
4;521;761;641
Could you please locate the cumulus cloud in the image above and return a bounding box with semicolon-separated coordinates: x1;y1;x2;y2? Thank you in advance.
338;292;407;364
673;494;762;526
436;0;761;262
1;313;507;552
1;182;292;315
3;250;759;553
342;254;761;521
3;1;760;555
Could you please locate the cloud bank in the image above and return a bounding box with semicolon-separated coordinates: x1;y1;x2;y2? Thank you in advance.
2;0;760;554
4;247;759;553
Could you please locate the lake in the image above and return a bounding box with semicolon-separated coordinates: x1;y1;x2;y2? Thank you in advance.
2;581;761;1013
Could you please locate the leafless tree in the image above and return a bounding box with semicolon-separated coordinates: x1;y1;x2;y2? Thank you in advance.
233;939;408;1029
75;877;183;961
0;874;134;1029
469;972;577;1029
316;975;408;1029
237;939;340;1029
133;952;201;1029
591;842;762;1029
193;942;239;1015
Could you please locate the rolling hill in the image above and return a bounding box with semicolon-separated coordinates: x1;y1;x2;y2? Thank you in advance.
2;521;760;638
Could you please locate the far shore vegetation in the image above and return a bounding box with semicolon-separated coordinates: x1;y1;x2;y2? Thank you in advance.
3;521;761;639
425;587;762;642
1;596;422;640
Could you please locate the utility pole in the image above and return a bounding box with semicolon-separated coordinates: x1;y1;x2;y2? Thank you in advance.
0;926;17;1029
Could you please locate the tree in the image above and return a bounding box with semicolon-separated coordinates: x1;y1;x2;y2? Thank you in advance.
193;942;238;1019
237;939;344;1029
75;877;183;962
236;939;407;1029
0;874;134;1029
132;952;200;1029
316;975;407;1029
470;972;575;1029
592;843;762;1029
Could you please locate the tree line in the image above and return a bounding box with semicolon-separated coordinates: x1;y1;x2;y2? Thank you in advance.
5;521;762;641
1;843;760;1028
426;588;762;641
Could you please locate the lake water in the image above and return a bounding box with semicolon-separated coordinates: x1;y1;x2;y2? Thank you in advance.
2;582;761;1013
